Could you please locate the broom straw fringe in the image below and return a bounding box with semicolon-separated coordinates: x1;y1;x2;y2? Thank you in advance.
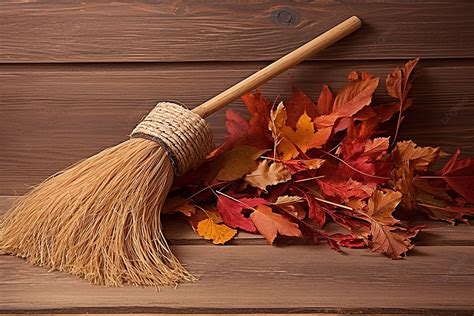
0;102;214;286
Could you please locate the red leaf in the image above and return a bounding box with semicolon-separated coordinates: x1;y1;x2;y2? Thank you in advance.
303;192;326;228
285;88;318;127
216;195;266;233
317;178;375;202
316;84;334;116
441;149;474;203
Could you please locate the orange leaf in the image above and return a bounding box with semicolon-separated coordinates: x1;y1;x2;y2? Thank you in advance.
196;218;237;245
278;110;331;160
250;205;302;244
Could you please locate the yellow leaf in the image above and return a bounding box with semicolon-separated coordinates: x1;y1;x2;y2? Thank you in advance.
245;160;291;191
278;111;331;160
215;145;267;181
196;218;237;245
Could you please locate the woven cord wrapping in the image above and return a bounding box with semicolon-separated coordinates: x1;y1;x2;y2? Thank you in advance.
131;102;215;175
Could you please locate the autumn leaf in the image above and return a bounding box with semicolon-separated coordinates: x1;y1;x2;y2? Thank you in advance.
393;140;441;171
304;192;326;228
279;110;331;160
369;224;418;259
441;149;474;203
318;178;375;202
250;204;302;244
214;145;267;181
316;84;334;116
216;195;266;232
197;218;237;245
273;195;304;205
284;158;325;173
285;88;317;127
367;189;402;225
245;160;291;190
314;77;379;129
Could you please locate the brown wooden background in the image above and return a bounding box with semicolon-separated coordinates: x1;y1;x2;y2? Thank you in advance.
1;1;474;314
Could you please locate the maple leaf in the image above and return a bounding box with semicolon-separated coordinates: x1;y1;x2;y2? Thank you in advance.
216;195;266;232
245;160;291;191
285;88;317;127
278;110;331;160
196;217;237;245
250;204;302;244
304;192;326;228
241;90;273;146
367;190;402;225
393;140;441;171
214;145;267;181
283;158;325;173
316;84;334;116
317;178;375;202
314;77;379;129
335;137;391;183
441;149;474;203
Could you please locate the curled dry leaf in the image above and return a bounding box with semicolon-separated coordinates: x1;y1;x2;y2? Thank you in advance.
245;160;291;191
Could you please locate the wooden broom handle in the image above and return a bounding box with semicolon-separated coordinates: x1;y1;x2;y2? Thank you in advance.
192;16;361;118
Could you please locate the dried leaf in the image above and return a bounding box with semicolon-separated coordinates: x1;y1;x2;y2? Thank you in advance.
367;189;402;225
197;218;237;245
216;195;266;232
279;111;331;160
441;149;474;203
250;204;302;244
245;160;291;190
215;145;267;181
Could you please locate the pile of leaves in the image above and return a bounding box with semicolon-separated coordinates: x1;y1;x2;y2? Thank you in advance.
164;59;474;259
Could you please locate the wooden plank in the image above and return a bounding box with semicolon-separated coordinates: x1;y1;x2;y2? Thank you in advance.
1;61;473;194
0;245;473;313
1;196;473;247
0;1;474;63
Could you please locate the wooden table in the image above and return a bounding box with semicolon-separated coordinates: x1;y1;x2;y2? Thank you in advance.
1;1;474;314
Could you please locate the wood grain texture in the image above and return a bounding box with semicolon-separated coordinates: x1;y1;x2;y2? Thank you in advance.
1;245;473;313
1;1;474;63
1;61;473;194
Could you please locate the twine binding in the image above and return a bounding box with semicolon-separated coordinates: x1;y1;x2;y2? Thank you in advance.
131;102;214;175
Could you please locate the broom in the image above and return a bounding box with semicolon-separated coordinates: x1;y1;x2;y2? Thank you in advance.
0;16;361;286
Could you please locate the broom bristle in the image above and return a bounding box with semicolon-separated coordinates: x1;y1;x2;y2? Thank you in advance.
0;138;194;286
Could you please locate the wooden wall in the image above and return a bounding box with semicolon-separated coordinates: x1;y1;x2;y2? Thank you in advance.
1;1;473;195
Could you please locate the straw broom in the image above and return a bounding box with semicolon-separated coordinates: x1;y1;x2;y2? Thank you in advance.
0;17;361;286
